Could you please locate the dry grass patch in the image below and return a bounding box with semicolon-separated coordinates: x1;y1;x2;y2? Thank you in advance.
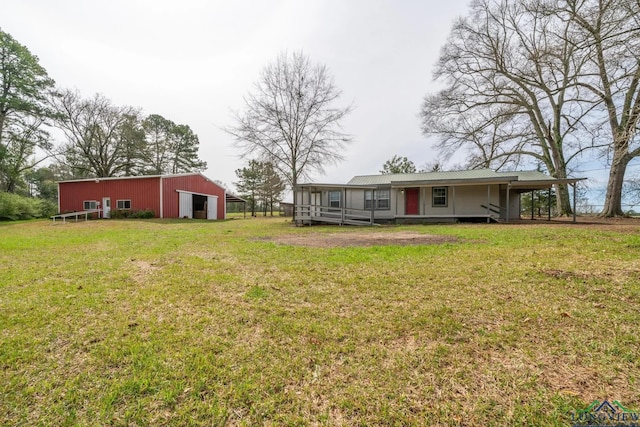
259;230;457;247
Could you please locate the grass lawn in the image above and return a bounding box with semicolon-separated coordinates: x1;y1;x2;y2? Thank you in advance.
1;217;639;426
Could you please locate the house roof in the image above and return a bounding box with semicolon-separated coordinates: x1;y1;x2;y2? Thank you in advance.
344;169;583;188
347;169;502;185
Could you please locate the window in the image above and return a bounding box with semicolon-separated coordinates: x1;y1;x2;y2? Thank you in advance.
365;189;390;209
377;189;390;209
117;199;131;210
432;187;447;207
83;200;98;210
364;191;373;209
328;191;341;208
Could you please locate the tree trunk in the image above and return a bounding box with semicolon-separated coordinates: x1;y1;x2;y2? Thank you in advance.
601;153;630;217
555;183;572;216
5;177;16;193
551;160;572;216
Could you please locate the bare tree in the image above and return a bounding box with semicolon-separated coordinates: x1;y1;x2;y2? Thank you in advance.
53;90;142;177
227;51;352;196
566;0;640;216
421;0;600;215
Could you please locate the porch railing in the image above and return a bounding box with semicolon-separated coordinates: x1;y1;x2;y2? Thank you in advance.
294;204;374;226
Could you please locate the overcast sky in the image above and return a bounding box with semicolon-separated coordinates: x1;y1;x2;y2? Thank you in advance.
3;0;478;193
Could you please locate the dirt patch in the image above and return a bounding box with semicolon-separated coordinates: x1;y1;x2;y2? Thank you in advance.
131;259;161;283
261;231;457;248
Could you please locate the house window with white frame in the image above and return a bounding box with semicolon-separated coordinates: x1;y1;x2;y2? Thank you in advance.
432;187;447;207
83;200;98;210
365;189;390;209
117;199;132;210
328;191;341;208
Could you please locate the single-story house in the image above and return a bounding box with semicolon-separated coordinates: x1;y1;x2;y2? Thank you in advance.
57;173;230;220
294;169;585;225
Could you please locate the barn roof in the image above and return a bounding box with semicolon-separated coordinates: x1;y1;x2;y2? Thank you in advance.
57;172;207;184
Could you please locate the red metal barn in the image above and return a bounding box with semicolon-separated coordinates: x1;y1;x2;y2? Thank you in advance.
57;173;226;220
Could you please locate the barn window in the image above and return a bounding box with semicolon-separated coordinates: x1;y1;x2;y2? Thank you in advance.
117;199;131;210
432;187;447;207
83;200;98;210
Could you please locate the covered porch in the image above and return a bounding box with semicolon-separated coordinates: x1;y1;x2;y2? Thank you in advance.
294;175;584;226
294;184;379;226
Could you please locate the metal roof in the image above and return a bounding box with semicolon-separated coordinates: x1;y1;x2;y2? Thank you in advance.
344;169;584;187
296;169;585;189
503;171;556;181
225;192;247;203
58;172;207;184
348;169;507;186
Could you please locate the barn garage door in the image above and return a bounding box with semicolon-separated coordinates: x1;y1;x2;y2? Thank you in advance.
177;191;218;220
179;192;193;218
207;196;217;220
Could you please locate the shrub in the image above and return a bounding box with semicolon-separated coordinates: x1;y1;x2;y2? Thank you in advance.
39;199;58;218
0;192;49;220
131;209;155;219
110;209;155;219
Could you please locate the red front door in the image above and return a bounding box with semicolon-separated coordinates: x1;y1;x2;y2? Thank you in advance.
405;188;419;215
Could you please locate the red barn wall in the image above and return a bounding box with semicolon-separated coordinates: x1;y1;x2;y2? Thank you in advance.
58;177;161;215
162;174;226;219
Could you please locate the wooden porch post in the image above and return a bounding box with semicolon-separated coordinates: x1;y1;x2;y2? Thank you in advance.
531;190;534;220
548;187;551;221
370;189;375;225
487;185;490;223
452;186;456;217
341;187;346;225
506;184;510;223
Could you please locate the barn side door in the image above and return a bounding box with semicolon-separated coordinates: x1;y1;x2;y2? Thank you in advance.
102;197;111;218
207;196;217;220
179;192;193;218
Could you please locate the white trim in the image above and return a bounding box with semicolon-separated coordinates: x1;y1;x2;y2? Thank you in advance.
176;189;219;198
57;182;60;213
